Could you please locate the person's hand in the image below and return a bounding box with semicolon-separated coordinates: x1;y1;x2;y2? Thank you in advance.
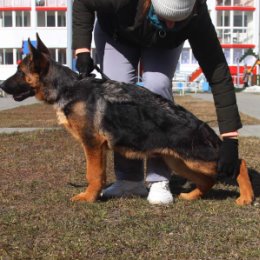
76;52;94;77
217;138;240;178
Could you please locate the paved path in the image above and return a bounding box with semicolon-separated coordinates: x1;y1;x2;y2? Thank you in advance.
194;92;260;120
0;93;260;137
0;127;60;134
192;92;260;137
0;96;39;111
0;96;51;134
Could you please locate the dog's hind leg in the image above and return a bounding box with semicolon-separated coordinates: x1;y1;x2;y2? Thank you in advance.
235;159;254;205
71;144;107;203
163;156;215;200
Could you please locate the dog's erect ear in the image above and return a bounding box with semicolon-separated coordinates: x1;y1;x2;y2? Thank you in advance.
28;37;50;76
36;33;50;55
28;38;38;58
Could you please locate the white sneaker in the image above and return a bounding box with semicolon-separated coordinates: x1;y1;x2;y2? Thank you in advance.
147;181;173;205
101;180;148;198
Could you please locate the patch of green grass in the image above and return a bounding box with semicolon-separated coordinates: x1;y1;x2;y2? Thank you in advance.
0;130;260;259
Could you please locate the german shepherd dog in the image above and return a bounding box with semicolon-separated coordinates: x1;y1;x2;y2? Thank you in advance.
0;34;254;205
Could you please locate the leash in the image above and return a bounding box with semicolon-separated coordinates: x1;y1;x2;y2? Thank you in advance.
78;64;111;81
94;64;111;80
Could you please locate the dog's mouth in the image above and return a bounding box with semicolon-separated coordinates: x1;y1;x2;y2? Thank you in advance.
13;89;35;101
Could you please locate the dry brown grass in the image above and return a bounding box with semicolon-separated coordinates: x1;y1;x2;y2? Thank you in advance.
175;95;260;127
0;103;58;128
0;130;259;259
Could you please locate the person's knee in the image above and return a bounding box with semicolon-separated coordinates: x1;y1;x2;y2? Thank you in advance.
143;74;172;100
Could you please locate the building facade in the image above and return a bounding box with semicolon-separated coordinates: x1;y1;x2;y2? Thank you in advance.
179;0;260;84
0;0;259;84
0;0;67;79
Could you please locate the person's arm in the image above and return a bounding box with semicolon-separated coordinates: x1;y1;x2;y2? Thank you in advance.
72;0;128;51
188;3;242;135
72;0;124;75
72;0;95;76
188;3;241;177
72;0;95;51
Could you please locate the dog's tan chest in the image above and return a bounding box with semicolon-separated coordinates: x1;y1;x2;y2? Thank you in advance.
56;108;69;126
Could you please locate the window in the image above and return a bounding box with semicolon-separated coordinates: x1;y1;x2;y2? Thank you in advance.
37;11;66;27
0;11;13;27
217;0;231;5
217;11;230;27
0;11;31;27
233;11;251;27
233;0;254;6
0;49;14;65
36;0;46;6
49;48;67;64
58;49;66;64
225;0;231;5
233;49;244;64
57;11;66;27
191;53;198;64
49;48;56;59
37;11;45;26
47;11;55;27
0;50;2;65
181;48;190;64
4;11;12;27
16;11;31;27
234;12;243;27
16;49;23;64
223;49;231;64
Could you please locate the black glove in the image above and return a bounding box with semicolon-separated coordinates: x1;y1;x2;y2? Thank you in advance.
76;52;94;77
217;138;240;178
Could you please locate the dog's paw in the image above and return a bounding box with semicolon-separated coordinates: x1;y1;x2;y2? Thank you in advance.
179;189;202;201
236;195;254;206
70;192;97;203
179;193;194;200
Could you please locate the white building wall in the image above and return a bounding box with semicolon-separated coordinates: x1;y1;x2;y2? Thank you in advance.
0;0;259;81
0;0;67;80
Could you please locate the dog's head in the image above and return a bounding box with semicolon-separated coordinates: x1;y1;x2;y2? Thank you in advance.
0;34;51;101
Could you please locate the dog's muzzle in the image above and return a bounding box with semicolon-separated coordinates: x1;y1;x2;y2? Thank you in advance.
0;80;35;101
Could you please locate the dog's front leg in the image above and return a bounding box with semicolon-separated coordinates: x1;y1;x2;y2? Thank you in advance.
236;159;254;205
71;144;107;203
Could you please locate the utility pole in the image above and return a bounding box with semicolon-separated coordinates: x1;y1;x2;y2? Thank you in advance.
66;0;73;69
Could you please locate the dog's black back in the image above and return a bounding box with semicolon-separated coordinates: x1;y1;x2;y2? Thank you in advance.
69;77;221;162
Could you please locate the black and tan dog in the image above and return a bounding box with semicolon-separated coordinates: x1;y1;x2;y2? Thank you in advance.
0;34;254;205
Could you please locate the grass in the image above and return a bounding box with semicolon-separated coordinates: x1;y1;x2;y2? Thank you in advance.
0;95;260;259
175;95;260;126
0;103;58;128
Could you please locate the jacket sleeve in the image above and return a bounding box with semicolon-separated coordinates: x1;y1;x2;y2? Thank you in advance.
72;0;95;50
188;3;242;134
